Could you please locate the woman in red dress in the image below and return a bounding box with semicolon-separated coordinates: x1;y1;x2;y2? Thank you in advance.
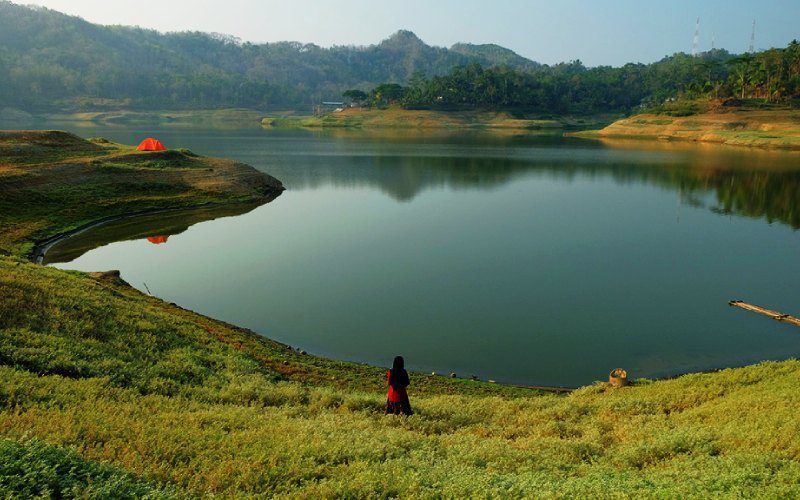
386;356;413;415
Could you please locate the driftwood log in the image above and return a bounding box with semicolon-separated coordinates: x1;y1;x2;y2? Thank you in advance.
729;300;800;328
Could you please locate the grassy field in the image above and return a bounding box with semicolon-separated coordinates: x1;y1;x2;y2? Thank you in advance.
263;107;613;131
574;104;800;150
3;257;800;497
2;131;800;497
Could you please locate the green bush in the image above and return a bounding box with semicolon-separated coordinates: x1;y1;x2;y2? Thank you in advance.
0;439;174;498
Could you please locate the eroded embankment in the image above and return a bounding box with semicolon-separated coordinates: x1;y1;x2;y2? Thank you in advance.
573;109;800;149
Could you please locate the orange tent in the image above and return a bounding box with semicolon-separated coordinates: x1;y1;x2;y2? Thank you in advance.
147;235;169;244
136;138;166;151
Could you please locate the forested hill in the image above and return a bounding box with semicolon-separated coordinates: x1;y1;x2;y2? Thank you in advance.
0;2;540;111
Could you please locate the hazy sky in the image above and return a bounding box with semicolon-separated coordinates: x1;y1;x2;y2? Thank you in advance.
19;0;800;66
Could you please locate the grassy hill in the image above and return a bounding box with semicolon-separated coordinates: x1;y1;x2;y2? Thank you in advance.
0;2;540;112
574;105;800;150
449;42;541;71
2;131;800;496
3;255;800;496
0;131;283;257
264;107;612;130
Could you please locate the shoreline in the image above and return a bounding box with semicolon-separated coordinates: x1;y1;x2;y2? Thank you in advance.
6;130;796;393
569;130;800;151
29;204;789;393
572;109;800;151
263;107;616;131
28;203;575;393
177;298;578;393
30;196;280;264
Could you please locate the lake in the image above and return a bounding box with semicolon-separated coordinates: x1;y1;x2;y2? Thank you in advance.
42;125;800;387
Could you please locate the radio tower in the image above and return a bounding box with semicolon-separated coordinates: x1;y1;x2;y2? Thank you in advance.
711;33;716;51
748;20;756;53
692;17;700;56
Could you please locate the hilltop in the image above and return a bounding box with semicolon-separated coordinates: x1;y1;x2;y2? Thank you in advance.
450;42;542;71
0;2;539;112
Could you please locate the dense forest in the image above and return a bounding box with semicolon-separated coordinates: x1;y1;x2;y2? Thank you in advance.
363;42;800;114
0;1;798;114
0;2;539;111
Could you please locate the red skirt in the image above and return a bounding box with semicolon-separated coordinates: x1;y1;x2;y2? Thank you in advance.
386;398;413;416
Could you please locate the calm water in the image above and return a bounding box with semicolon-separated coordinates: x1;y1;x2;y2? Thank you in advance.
43;125;800;387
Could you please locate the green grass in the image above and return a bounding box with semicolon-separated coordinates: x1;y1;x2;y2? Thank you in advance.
3;248;800;496
92;150;206;170
0;130;109;165
633;119;674;126
714;130;800;142
263;108;611;131
642;100;703;117
0;439;174;498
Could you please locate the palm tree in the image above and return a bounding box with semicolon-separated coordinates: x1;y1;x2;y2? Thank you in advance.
729;55;754;99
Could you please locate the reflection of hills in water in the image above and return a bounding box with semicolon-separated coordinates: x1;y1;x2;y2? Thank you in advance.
43;203;264;264
41;136;800;265
278;137;800;229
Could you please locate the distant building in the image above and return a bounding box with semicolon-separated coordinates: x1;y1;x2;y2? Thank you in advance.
315;101;346;116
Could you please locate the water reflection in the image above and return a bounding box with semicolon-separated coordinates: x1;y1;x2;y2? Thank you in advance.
43;202;264;264
265;134;800;228
42;134;800;267
36;124;800;228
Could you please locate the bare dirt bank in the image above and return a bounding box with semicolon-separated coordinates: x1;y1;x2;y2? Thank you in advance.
571;109;800;150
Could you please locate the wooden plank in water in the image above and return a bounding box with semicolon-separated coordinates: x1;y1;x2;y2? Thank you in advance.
728;300;800;328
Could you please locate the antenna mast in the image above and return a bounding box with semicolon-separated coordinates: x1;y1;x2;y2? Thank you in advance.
749;20;756;53
692;17;700;56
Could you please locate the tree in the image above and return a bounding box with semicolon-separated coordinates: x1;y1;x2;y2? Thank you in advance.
342;89;367;104
369;83;406;106
730;55;754;99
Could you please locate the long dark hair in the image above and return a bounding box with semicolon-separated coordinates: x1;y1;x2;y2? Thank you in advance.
389;356;409;387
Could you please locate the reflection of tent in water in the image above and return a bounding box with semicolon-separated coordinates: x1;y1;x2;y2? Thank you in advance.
136;138;167;151
147;235;169;244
